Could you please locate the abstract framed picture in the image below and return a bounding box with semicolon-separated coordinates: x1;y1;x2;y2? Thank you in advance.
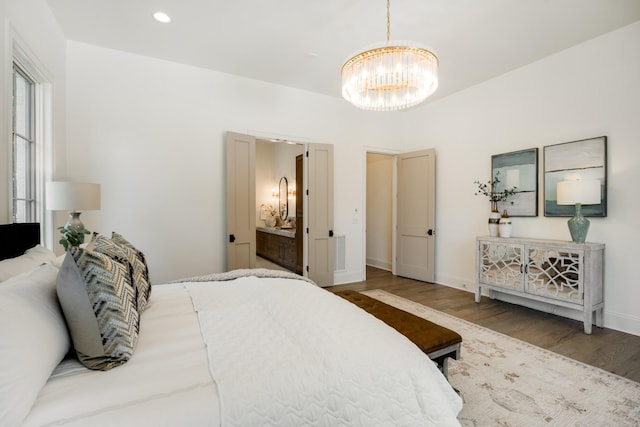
491;148;538;217
544;136;607;217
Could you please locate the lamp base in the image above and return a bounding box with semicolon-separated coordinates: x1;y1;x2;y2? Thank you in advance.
65;211;86;233
567;203;590;243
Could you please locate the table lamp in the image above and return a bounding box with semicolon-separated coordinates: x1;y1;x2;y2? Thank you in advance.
45;182;101;232
556;179;600;243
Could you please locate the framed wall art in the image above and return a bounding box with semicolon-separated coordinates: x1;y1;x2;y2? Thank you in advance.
543;136;607;217
491;148;538;217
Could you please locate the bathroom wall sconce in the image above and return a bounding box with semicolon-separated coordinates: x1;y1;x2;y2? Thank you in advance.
288;185;295;199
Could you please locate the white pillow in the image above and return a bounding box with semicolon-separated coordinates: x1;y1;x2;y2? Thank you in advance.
0;245;57;282
0;263;71;426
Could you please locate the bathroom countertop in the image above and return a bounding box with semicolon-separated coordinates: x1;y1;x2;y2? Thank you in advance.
256;226;296;238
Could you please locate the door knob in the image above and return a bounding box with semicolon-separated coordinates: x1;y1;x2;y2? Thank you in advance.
427;229;434;236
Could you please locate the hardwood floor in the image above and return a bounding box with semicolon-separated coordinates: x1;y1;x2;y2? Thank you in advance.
327;266;640;383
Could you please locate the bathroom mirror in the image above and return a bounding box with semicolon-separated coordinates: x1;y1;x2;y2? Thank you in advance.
279;176;288;221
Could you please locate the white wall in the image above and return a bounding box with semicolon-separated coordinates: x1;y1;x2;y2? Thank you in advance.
64;41;404;284
256;140;276;226
64;21;640;335
273;142;303;220
397;21;640;335
0;0;67;224
256;140;303;224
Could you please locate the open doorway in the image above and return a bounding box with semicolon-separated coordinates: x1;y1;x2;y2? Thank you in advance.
226;132;335;286
364;148;436;282
365;153;395;275
255;139;304;274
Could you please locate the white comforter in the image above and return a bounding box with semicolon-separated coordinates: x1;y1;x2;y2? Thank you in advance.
23;276;462;426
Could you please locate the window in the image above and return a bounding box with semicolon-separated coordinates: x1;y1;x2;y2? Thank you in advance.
12;64;36;223
7;37;54;246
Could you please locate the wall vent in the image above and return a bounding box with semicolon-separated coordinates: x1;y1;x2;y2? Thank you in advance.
335;234;346;271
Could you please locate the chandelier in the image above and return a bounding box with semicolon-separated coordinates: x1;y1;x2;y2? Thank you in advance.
341;0;439;111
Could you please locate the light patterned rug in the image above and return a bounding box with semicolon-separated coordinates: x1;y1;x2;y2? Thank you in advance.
362;289;640;427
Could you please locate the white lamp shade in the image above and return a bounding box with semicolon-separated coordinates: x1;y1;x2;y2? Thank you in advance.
556;180;601;205
46;182;101;211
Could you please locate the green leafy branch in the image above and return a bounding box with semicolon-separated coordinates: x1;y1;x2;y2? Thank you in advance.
58;226;91;251
474;171;518;203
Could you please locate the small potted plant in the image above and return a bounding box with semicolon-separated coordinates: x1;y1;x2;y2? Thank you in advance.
474;171;517;237
58;225;91;251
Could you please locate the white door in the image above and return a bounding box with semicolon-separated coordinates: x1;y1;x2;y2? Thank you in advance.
396;149;436;282
226;132;256;270
307;143;334;287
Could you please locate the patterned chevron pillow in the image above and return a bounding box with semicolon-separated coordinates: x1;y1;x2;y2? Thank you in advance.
56;247;139;371
89;233;151;312
111;231;151;309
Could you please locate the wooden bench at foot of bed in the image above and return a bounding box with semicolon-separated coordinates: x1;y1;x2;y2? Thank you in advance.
335;290;462;380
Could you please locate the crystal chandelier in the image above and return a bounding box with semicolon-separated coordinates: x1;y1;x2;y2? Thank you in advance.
341;0;439;111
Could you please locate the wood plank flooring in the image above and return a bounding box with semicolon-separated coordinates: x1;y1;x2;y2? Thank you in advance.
327;266;640;383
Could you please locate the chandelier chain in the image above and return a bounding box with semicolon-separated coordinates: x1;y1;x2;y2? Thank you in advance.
386;0;391;42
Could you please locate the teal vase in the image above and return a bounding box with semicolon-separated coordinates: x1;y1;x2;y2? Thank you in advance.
567;203;590;243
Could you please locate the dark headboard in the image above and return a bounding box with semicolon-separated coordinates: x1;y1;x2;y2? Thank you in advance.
0;223;41;261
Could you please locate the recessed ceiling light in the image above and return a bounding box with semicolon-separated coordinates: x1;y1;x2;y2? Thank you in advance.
153;11;171;24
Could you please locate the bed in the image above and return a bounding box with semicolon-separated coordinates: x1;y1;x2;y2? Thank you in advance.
0;223;462;426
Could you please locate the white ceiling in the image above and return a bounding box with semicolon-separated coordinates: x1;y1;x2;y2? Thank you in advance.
46;0;640;104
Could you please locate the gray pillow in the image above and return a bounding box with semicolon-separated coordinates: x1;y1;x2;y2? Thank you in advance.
56;247;139;370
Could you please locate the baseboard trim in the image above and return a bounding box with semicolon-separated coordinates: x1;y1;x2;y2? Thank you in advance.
366;258;391;271
433;274;640;337
333;270;363;286
339;270;640;337
469;286;640;337
603;309;640;337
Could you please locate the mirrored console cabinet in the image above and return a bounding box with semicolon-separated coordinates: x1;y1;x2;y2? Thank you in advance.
476;236;605;334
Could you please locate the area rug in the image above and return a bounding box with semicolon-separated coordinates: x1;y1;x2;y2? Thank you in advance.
362;289;640;427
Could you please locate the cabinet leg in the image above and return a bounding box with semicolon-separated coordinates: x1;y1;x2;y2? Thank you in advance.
595;308;604;328
475;287;481;303
583;309;593;334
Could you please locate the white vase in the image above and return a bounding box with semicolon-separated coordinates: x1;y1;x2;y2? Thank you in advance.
499;210;512;238
265;215;276;227
488;202;500;237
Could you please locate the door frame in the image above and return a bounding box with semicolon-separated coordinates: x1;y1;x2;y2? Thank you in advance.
395;148;436;283
306;143;335;287
226;131;334;286
362;146;436;282
226;132;257;271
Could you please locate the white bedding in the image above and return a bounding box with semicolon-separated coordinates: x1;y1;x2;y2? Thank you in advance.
22;276;462;426
22;285;221;427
